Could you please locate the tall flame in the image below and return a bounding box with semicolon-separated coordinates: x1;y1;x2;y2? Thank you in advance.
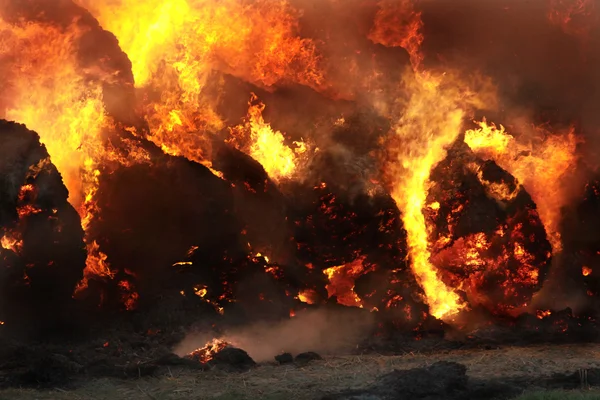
384;71;496;319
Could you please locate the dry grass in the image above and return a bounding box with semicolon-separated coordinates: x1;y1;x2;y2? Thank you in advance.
515;390;600;400
1;343;599;400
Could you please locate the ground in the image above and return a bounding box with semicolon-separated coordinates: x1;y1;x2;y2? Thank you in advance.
2;343;599;399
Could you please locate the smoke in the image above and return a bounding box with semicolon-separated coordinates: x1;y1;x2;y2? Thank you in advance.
174;307;374;362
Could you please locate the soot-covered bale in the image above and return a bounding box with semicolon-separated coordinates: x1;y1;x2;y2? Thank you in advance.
91;149;244;308
561;177;600;313
427;140;552;314
0;120;86;335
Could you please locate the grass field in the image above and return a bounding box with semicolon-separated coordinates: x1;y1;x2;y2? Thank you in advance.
516;391;600;400
0;343;598;400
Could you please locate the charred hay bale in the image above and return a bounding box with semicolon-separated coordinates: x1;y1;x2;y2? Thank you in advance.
283;180;428;326
207;347;256;372
0;120;86;335
561;177;600;312
91;152;244;309
212;143;294;266
427;141;552;314
323;361;525;400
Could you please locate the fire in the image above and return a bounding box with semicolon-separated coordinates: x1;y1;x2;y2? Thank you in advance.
369;0;425;70
464;120;578;253
75;0;322;167
323;256;371;308
229;95;307;182
188;338;229;363
537;309;552;319
582;266;593;277
0;231;21;253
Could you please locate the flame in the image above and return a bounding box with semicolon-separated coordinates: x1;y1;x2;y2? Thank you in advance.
537;309;552;319
467;163;520;203
229;95;307;182
0;231;21;253
118;280;139;311
464;120;578;253
582;266;592;277
188;338;229;363
297;289;318;305
76;0;322;167
0;17;119;294
384;69;496;319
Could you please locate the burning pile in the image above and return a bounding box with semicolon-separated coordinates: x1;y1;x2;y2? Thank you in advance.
0;0;598;347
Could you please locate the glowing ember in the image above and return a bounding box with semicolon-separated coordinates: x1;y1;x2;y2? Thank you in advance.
118;280;139;311
297;289;318;305
323;256;371;308
188;339;229;363
582;266;593;277
537;309;552;319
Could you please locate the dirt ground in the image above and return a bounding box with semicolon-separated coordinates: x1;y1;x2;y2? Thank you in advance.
2;343;599;400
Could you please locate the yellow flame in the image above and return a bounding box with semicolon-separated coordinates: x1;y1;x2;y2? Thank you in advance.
230;96;307;182
385;70;496;320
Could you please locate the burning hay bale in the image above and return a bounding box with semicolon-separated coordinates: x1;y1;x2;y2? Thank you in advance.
283;180;428;326
561;177;600;313
0;120;86;335
186;339;256;372
427;141;552;314
88;149;244;310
